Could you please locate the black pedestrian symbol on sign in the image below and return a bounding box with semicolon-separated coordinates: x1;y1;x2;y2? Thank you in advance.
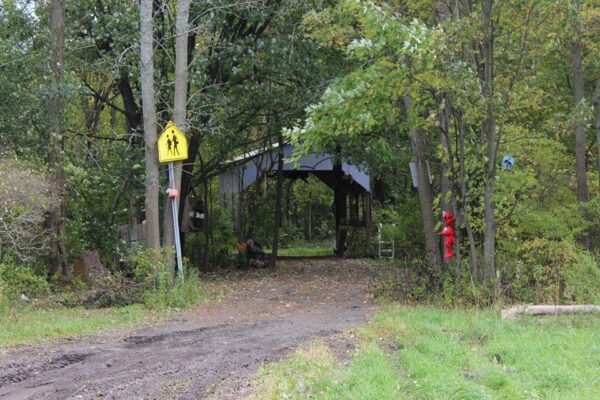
167;136;173;155
172;130;180;156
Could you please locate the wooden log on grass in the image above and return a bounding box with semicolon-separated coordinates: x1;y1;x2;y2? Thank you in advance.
501;305;600;320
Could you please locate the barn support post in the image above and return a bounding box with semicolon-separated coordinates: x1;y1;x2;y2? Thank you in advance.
334;190;348;257
269;135;285;268
333;160;347;257
364;192;372;257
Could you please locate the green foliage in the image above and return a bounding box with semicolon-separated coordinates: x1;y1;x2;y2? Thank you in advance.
0;158;57;264
238;175;335;250
373;241;600;306
0;256;50;303
370;259;439;303
0;2;49;157
131;248;204;309
582;195;600;249
505;239;600;304
63;158;140;263
372;198;424;259
200;199;239;269
291;176;335;242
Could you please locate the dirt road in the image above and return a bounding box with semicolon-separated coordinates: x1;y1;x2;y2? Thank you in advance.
0;258;380;400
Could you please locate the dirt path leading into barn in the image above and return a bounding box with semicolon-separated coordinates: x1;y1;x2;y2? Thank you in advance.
0;258;381;400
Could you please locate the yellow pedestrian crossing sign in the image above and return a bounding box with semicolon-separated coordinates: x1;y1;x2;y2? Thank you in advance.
158;121;188;163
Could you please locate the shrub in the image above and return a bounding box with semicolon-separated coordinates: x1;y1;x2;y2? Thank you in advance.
131;248;204;309
0;257;50;302
371;197;424;259
0;256;50;318
371;258;438;303
506;239;600;304
0;158;58;264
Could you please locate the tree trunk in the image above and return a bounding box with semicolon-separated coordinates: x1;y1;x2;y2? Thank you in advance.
572;16;589;207
178;134;200;255
436;0;452;272
269;135;285;268
592;77;600;250
404;96;442;271
245;186;258;240
481;0;497;282
164;0;192;247
285;179;293;235
440;100;462;288
439;98;454;272
117;72;143;138
595;77;600;192
308;200;312;243
47;0;69;280
572;26;591;250
456;109;479;280
202;178;210;269
140;0;160;249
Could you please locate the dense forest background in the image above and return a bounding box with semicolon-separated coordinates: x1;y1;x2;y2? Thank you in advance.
0;0;599;306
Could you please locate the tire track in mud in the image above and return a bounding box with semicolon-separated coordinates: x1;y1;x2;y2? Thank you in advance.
0;352;93;386
0;259;379;399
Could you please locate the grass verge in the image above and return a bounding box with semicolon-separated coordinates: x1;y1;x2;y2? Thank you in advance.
0;304;161;348
0;272;220;348
251;305;600;399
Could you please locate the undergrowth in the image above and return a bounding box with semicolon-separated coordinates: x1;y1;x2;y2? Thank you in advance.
0;248;209;346
131;248;207;309
370;253;600;307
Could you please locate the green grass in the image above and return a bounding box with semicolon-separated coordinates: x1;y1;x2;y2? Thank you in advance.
0;304;161;347
251;306;600;399
250;341;402;400
268;245;333;257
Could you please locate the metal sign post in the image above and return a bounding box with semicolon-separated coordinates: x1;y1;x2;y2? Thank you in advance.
168;162;184;276
157;121;188;278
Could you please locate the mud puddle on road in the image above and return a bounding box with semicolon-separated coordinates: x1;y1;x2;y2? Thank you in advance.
0;259;380;400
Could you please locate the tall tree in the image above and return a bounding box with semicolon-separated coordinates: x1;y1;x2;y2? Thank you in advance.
571;1;589;206
405;95;442;271
140;0;160;249
47;0;69;279
481;0;498;282
436;0;456;274
164;0;192;248
595;78;600;190
570;0;590;250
